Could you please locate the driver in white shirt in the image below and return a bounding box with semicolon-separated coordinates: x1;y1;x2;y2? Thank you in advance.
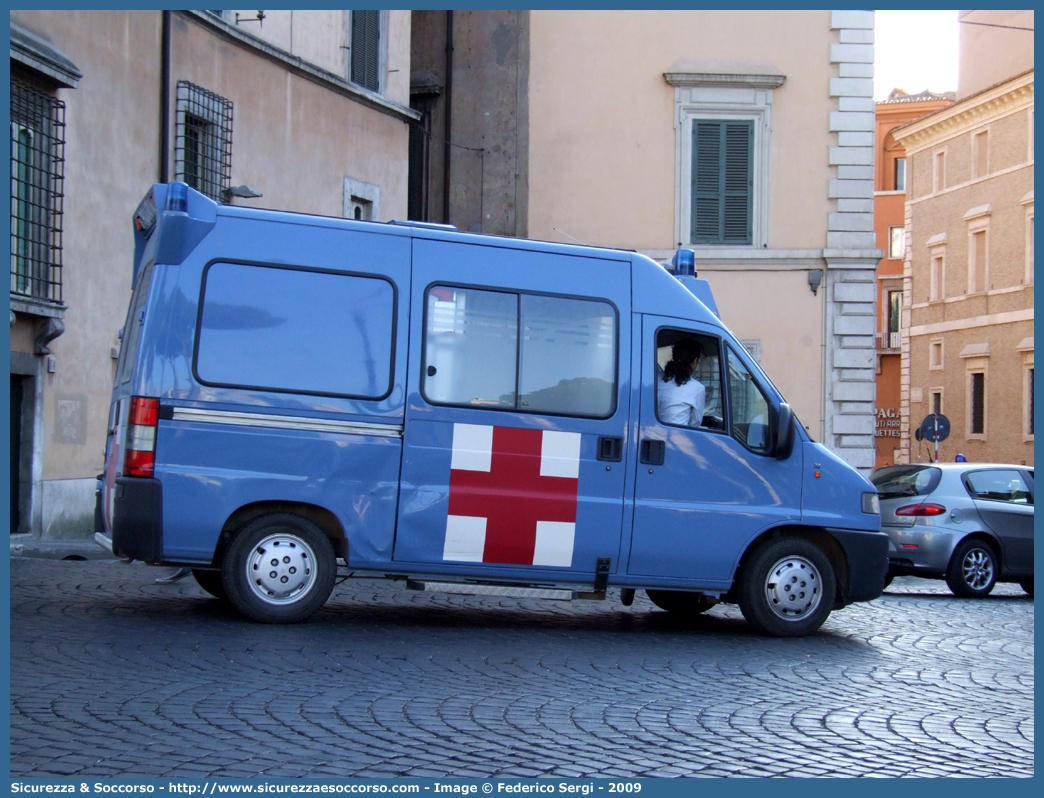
657;338;706;427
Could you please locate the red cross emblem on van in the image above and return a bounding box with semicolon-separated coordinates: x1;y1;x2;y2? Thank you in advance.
444;423;580;567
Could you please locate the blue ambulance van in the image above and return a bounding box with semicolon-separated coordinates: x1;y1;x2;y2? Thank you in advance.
95;182;886;636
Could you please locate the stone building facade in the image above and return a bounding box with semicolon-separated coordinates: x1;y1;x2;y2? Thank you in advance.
9;10;416;539
892;69;1034;464
409;9;882;471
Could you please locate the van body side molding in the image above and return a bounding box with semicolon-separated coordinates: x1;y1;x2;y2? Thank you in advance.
169;407;404;438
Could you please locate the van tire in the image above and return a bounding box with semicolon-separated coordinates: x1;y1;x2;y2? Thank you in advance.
645;589;715;616
222;513;336;623
737;537;835;637
191;568;227;601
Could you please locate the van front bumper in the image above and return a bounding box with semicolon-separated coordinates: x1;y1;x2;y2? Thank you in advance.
827;527;889;605
111;477;164;564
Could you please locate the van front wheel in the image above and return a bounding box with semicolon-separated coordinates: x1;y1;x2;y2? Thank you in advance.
222;513;336;623
737;537;835;637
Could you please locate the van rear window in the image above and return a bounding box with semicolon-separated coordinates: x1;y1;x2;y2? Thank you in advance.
195;262;395;399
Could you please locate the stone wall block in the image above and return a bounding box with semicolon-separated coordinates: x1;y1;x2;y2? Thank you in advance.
828;178;873;198
833;315;875;335
834;281;876;302
832;414;875;435
830;77;874;97
832;349;875;369
839;63;874;78
831;10;875;30
830;42;874;64
837;131;874;147
837;198;874;213
828;212;874;231
827;231;877;249
829;145;874;165
832;381;876;402
829;111;875;132
839;29;874;44
837;165;874;180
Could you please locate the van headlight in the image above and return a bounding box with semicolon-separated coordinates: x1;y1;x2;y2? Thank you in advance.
862;492;880;514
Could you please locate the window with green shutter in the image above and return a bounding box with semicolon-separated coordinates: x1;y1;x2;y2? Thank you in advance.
691;120;753;245
351;11;381;92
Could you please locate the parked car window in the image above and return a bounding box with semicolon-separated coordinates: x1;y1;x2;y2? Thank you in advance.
423;286;618;418
964;470;1033;505
725;344;771;453
871;465;942;499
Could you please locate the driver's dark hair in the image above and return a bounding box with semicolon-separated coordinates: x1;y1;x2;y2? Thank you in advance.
663;338;702;386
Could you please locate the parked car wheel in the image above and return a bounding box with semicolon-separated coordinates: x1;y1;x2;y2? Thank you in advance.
737;537;835;637
222;513;336;623
1019;579;1033;598
191;568;227;601
882;573;894;590
646;589;715;616
945;538;997;598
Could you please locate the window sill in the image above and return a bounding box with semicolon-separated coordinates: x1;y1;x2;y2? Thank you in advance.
10;294;66;320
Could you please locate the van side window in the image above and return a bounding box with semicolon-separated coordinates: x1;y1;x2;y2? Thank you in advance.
117;260;155;386
654;329;725;431
423;286;617;418
195;262;395;399
424;286;518;408
726;344;771;453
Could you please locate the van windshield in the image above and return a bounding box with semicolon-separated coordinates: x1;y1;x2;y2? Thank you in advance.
871;465;942;499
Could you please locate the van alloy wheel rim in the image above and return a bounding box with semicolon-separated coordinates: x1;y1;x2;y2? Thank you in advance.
764;555;822;621
962;548;994;590
246;533;317;605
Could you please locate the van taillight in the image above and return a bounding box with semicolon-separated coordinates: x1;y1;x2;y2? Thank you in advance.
895;502;947;517
125;396;159;477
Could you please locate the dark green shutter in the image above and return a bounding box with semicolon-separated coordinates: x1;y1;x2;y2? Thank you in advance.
351;10;381;92
691;120;752;245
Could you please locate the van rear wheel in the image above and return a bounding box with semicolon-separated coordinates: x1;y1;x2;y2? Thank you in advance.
222;513;336;623
737;537;835;637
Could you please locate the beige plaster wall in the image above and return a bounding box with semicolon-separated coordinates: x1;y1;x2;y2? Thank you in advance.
11;10;164;482
10;9;411;488
221;10;411;106
525;9;834;251
708;270;824;438
957;10;1034;100
171;14;410;220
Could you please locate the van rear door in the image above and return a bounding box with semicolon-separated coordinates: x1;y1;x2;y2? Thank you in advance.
393;238;631;583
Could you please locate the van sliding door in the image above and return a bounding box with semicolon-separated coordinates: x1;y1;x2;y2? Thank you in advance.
393;239;632;584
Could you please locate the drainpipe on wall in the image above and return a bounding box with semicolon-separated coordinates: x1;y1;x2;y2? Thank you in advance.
442;10;453;225
820;267;828;444
160;10;171;183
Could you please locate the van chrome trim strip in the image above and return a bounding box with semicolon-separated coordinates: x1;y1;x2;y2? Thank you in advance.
170;407;403;438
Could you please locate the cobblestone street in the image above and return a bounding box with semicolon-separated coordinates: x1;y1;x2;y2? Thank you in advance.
9;557;1034;778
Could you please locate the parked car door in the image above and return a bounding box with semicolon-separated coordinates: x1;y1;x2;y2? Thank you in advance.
963;468;1035;573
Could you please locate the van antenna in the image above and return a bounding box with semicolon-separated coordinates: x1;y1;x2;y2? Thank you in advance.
553;228;586;245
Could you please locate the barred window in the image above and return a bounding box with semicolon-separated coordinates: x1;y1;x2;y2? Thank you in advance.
174;81;233;202
10;79;65;304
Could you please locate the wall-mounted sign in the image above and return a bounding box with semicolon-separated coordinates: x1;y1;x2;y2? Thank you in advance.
875;407;901;438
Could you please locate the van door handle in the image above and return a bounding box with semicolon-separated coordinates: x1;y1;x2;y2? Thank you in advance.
596;436;623;462
639;439;665;466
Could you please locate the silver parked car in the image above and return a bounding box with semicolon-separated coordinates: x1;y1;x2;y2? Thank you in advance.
871;463;1033;598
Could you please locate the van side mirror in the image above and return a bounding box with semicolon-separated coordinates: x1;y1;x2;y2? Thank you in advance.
774;402;796;459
